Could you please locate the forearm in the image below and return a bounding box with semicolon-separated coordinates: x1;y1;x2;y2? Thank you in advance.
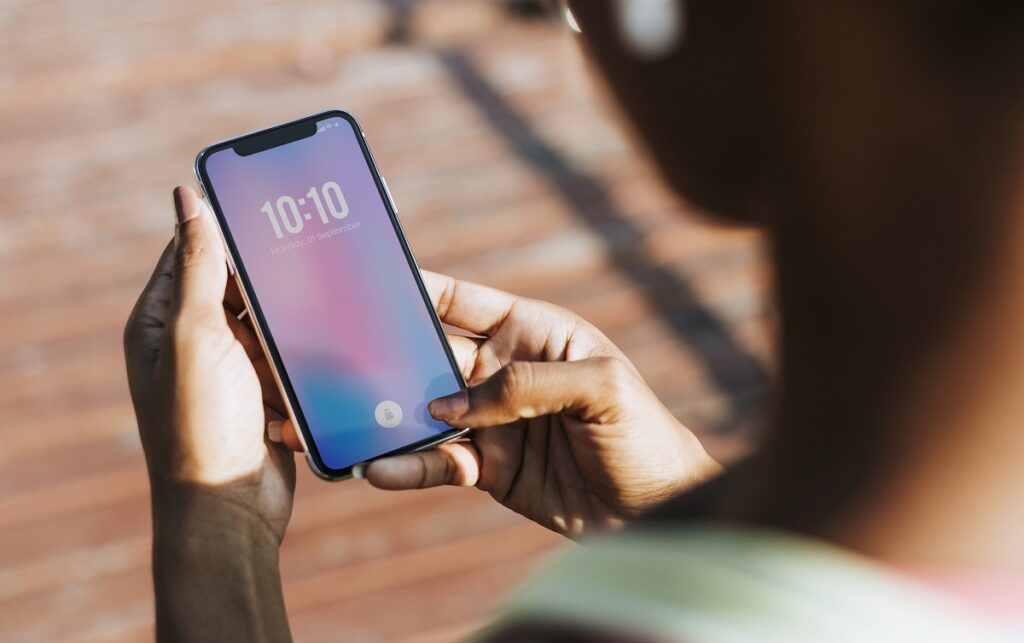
151;489;292;643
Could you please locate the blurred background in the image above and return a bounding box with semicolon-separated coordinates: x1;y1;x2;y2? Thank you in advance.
1;1;771;641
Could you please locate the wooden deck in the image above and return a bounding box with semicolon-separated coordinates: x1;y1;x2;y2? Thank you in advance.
0;2;771;641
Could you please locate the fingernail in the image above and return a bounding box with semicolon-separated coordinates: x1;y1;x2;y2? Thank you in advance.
173;187;199;225
351;462;367;479
267;420;283;443
429;391;469;420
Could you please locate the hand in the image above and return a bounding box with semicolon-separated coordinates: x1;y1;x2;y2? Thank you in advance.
124;186;294;641
125;185;296;536
362;274;722;536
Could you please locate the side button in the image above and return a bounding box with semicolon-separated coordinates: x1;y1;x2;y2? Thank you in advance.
381;177;398;213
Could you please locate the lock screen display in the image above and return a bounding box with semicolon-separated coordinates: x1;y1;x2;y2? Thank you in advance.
202;115;462;472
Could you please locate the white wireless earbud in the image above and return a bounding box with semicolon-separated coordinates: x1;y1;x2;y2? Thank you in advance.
614;0;686;60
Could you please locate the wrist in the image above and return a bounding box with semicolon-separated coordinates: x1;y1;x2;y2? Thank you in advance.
152;485;283;604
152;483;281;551
151;486;291;643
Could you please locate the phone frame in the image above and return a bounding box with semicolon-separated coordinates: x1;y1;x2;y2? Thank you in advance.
195;109;469;481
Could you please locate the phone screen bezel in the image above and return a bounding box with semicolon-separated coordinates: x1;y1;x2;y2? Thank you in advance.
195;109;468;480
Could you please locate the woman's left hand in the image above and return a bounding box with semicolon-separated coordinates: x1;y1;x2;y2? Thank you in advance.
123;186;296;641
124;186;296;537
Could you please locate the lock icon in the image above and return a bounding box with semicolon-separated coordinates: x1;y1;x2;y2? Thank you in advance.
374;400;403;428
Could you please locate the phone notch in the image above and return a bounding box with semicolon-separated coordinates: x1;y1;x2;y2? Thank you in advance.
233;119;317;156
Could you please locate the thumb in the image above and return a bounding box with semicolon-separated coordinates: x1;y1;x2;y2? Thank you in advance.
363;441;481;489
172;185;227;317
428;357;637;428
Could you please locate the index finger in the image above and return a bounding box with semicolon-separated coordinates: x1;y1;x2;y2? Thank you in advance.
420;270;521;336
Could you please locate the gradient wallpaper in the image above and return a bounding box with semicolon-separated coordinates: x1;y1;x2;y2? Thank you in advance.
203;115;461;472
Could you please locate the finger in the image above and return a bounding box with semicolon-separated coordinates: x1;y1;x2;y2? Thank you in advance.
225;298;262;361
429;357;635;428
224;305;286;412
447;334;481;381
280;419;304;452
421;270;522;336
364;441;480;489
267;418;304;452
224;273;247;319
172;186;227;318
123;240;175;367
262;411;297;485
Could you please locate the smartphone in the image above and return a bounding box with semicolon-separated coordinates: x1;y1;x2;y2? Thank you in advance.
195;110;468;480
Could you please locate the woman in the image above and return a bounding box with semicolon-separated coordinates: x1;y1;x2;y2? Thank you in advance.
124;1;1024;640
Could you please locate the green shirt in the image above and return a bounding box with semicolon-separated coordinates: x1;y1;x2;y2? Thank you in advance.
480;523;1007;642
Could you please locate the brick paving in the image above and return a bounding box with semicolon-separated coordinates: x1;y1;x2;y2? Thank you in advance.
0;2;771;641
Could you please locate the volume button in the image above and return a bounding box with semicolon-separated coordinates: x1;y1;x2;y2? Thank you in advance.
382;177;398;213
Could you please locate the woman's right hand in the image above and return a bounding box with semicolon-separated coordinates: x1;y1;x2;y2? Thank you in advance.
361;273;722;537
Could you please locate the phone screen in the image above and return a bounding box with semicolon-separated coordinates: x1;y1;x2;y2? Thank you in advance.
199;113;462;474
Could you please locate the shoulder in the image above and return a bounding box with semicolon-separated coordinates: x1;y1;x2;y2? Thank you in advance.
475;523;1005;643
